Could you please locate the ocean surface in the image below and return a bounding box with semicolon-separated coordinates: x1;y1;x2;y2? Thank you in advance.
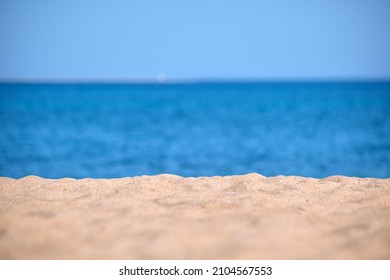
0;82;389;179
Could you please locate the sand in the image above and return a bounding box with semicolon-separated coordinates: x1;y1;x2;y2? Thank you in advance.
0;173;389;259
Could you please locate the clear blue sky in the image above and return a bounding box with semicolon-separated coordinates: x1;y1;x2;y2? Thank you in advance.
0;0;389;80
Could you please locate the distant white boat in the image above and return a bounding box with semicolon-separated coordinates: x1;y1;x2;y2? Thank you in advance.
155;73;167;83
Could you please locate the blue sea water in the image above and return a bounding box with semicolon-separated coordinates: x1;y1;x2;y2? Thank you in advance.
0;82;389;179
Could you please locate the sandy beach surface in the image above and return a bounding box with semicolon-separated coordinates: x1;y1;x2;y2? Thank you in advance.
0;174;389;259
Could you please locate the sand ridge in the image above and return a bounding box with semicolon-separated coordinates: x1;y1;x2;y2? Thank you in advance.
0;173;389;259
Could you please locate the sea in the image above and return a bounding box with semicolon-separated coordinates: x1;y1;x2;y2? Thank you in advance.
0;82;389;179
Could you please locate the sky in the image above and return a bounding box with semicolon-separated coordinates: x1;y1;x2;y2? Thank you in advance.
0;0;389;81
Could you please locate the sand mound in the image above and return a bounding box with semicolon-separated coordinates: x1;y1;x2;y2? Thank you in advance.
0;174;389;259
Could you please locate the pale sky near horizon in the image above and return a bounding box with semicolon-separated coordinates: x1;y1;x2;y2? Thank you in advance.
0;0;389;80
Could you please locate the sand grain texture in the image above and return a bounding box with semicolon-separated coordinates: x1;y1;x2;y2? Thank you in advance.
0;174;389;259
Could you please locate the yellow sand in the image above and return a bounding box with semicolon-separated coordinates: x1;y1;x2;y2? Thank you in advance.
0;174;389;259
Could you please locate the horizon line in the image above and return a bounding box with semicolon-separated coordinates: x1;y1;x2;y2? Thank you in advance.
1;77;390;84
